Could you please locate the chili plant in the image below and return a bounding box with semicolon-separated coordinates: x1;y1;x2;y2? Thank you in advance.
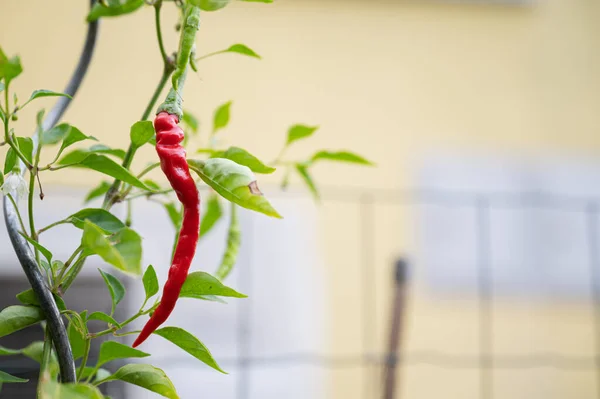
0;0;373;397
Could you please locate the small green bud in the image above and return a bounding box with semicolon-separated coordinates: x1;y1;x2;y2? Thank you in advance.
11;113;18;121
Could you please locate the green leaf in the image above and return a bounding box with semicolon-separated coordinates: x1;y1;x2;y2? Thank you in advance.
163;202;182;229
219;147;275;174
51;260;63;275
97;341;149;367
95;368;111;382
143;179;161;191
180;271;246;299
61;146;125;164
79;367;111;383
199;194;222;238
189;158;281;218
41;380;104;399
0;306;44;338
67;208;125;233
23;90;71;106
310;150;374;166
15;289;66;312
191;0;230;11
87;311;120;327
24;342;60;380
295;163;319;200
197;295;227;304
154;327;225;373
212;101;231;134
98;269;126;315
223;44;260;59
286;124;318;146
0;47;23;84
5;137;34;172
88;144;127;159
67;320;86;361
0;345;20;356
84;181;111;204
143;265;159;300
98;364;178;399
0;370;27;383
44;124;93;160
18;233;53;265
182;111;199;134
87;0;145;21
42;123;70;145
81;221;142;275
59;149;97;165
130;120;155;149
22;341;59;381
62;154;148;190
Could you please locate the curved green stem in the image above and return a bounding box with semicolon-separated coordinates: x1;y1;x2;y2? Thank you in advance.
37;219;68;236
154;0;169;64
27;169;39;264
77;338;91;382
37;328;52;399
7;194;27;233
137;162;161;179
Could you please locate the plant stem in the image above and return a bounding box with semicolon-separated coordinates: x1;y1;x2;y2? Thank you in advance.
125;188;173;201
27;168;39;264
137;162;161;179
37;219;68;236
37;328;52;398
155;0;169;64
7;194;27;233
60;255;86;292
195;49;227;62
56;245;83;286
2;84;32;169
77;338;91;382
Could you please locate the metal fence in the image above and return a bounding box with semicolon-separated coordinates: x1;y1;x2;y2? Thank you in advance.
226;187;600;399
1;187;600;399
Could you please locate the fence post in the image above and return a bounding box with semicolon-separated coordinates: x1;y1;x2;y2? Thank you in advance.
383;258;409;399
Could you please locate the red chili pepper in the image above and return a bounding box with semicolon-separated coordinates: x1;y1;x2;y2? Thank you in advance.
132;111;200;348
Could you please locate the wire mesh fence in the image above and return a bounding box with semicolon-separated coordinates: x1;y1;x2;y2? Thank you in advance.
0;187;599;399
225;187;600;399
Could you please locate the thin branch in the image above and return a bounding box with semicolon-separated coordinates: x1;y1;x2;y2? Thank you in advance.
154;0;169;64
7;194;27;233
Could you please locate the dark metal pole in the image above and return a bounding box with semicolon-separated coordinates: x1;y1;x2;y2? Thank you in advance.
2;0;99;383
383;258;409;399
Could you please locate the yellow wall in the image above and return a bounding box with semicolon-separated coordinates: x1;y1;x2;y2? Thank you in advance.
2;0;600;397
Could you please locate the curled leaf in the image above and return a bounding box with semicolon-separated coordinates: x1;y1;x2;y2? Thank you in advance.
188;158;281;218
87;0;145;22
